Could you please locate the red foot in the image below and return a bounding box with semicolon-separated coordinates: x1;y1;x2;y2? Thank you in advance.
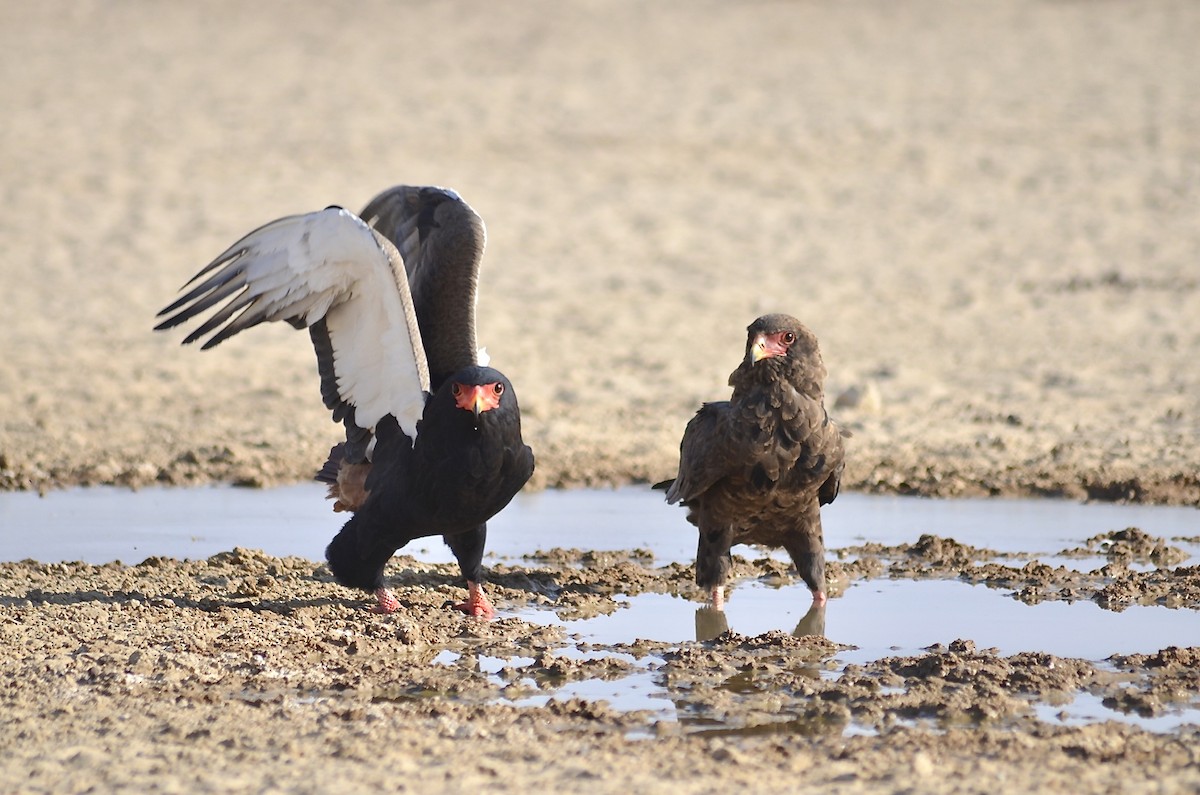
451;581;496;619
368;587;400;614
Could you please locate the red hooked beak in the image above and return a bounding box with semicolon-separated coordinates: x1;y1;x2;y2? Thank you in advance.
452;382;504;417
751;331;792;362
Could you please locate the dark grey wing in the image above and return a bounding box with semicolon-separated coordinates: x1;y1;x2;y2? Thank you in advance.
772;394;846;505
818;460;843;506
358;186;487;389
817;417;846;506
665;402;739;504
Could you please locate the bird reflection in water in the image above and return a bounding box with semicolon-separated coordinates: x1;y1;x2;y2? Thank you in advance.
694;599;826;643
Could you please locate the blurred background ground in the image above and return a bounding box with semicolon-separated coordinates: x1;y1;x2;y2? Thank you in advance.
1;0;1197;503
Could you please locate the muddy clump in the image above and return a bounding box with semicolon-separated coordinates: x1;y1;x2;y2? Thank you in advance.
836;530;1200;612
1057;527;1191;567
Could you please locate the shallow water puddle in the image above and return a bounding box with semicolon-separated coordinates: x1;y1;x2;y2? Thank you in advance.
3;484;1198;733
3;484;1198;564
1034;692;1200;734
508;577;1200;731
831;579;1199;662
521;578;1197;661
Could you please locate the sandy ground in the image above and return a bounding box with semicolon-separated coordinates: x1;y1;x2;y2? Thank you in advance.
2;0;1199;503
2;1;1200;792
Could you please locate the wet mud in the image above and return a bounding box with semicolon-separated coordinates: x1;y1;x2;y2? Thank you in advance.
3;529;1198;794
839;527;1200;611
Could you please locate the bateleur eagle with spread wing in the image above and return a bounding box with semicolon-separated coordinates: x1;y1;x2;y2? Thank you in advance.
156;185;534;617
659;314;845;610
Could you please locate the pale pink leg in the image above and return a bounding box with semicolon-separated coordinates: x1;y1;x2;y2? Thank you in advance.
368;587;400;614
710;586;725;611
812;589;828;606
452;580;496;619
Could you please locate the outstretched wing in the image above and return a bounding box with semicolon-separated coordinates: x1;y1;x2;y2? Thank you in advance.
155;207;431;440
359;186;486;388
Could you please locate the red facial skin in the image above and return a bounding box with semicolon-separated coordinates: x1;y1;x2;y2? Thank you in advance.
452;382;504;416
751;330;796;362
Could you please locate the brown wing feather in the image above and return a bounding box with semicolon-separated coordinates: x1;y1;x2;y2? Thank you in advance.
665;402;738;504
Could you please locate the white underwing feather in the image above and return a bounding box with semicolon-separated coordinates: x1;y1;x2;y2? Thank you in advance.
159;206;431;440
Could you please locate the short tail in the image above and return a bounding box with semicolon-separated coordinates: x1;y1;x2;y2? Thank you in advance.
653;477;685;505
315;443;371;513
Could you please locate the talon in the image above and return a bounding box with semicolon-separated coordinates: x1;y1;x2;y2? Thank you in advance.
452;581;496;619
368;587;400;614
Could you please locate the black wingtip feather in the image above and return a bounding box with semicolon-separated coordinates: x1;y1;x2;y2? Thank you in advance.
178;248;246;290
152;315;181;332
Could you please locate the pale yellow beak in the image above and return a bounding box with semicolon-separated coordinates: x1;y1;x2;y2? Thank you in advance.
751;335;770;363
751;332;789;363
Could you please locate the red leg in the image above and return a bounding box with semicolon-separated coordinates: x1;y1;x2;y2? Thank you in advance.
452;580;496;619
368;587;400;614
